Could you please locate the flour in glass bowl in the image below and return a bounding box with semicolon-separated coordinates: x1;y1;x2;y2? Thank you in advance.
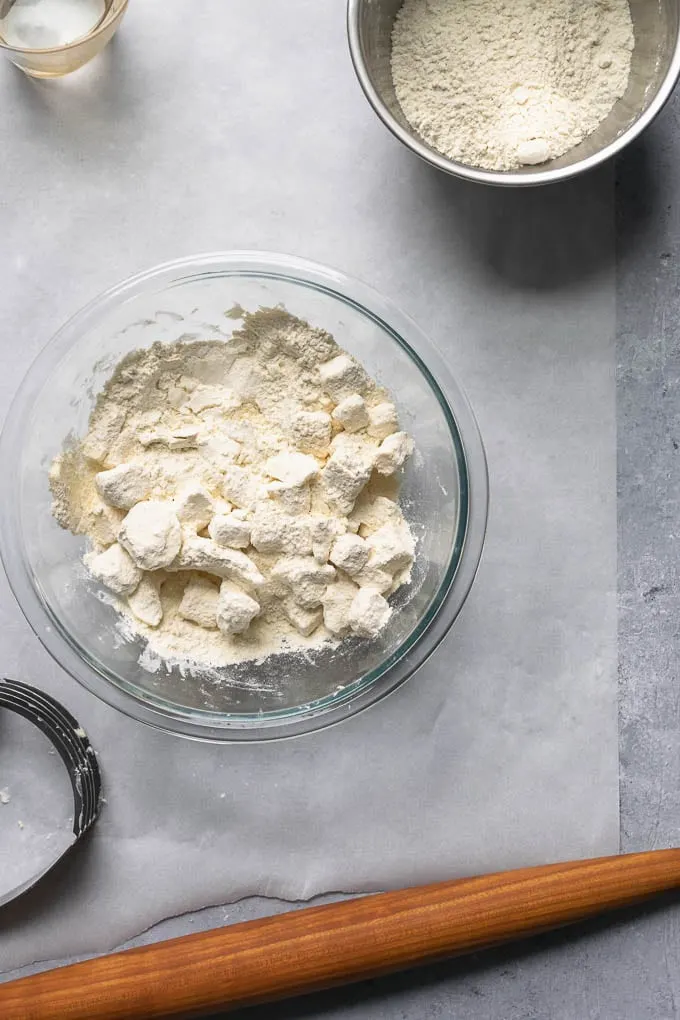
391;0;635;171
49;308;417;673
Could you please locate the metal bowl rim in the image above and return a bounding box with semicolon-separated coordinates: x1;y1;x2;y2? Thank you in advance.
347;0;680;187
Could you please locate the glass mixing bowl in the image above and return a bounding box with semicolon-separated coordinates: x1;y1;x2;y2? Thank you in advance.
0;252;488;741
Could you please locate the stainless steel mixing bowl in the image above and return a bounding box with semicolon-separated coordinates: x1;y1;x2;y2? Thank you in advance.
347;0;680;186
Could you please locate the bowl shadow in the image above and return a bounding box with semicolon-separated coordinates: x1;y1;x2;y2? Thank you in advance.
615;113;673;267
407;155;617;292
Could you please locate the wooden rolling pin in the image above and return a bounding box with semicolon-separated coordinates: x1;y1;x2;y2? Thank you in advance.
3;848;680;1019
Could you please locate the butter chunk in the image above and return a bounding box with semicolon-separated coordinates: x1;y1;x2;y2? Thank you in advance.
291;410;332;455
216;582;260;636
185;385;241;414
221;464;262;510
318;355;368;402
348;587;392;638
350;495;403;537
329;534;369;576
82;403;127;464
250;503;312;556
367;402;399;440
282;600;323;637
373;432;414;475
271;556;336;608
264;452;319;487
178;577;220;629
352;559;394;594
322;438;375;515
174;485;215;531
85;543;142;596
175;535;264;588
332;394;369;433
322;578;359;635
309;515;346;565
266;480;311;516
127;576;163;628
95;463;155;510
365;522;415;574
118;501;182;571
209;513;252;549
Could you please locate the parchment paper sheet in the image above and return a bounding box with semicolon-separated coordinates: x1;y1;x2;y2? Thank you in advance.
0;0;618;974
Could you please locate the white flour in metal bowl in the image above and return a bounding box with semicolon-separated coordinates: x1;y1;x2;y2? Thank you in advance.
50;308;417;672
391;0;634;171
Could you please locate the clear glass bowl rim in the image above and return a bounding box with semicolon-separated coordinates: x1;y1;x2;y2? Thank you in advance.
0;251;489;741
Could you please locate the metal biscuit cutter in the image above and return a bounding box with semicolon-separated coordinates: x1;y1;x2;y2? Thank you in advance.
0;678;101;907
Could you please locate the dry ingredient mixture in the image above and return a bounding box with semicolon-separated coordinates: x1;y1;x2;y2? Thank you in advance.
50;308;416;671
391;0;634;172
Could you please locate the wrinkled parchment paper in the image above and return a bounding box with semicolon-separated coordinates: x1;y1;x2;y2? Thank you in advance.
0;0;617;975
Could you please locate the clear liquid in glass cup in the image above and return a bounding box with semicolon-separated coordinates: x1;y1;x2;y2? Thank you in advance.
0;0;107;48
0;0;126;77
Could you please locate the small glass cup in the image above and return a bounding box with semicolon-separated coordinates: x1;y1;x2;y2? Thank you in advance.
0;0;128;78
